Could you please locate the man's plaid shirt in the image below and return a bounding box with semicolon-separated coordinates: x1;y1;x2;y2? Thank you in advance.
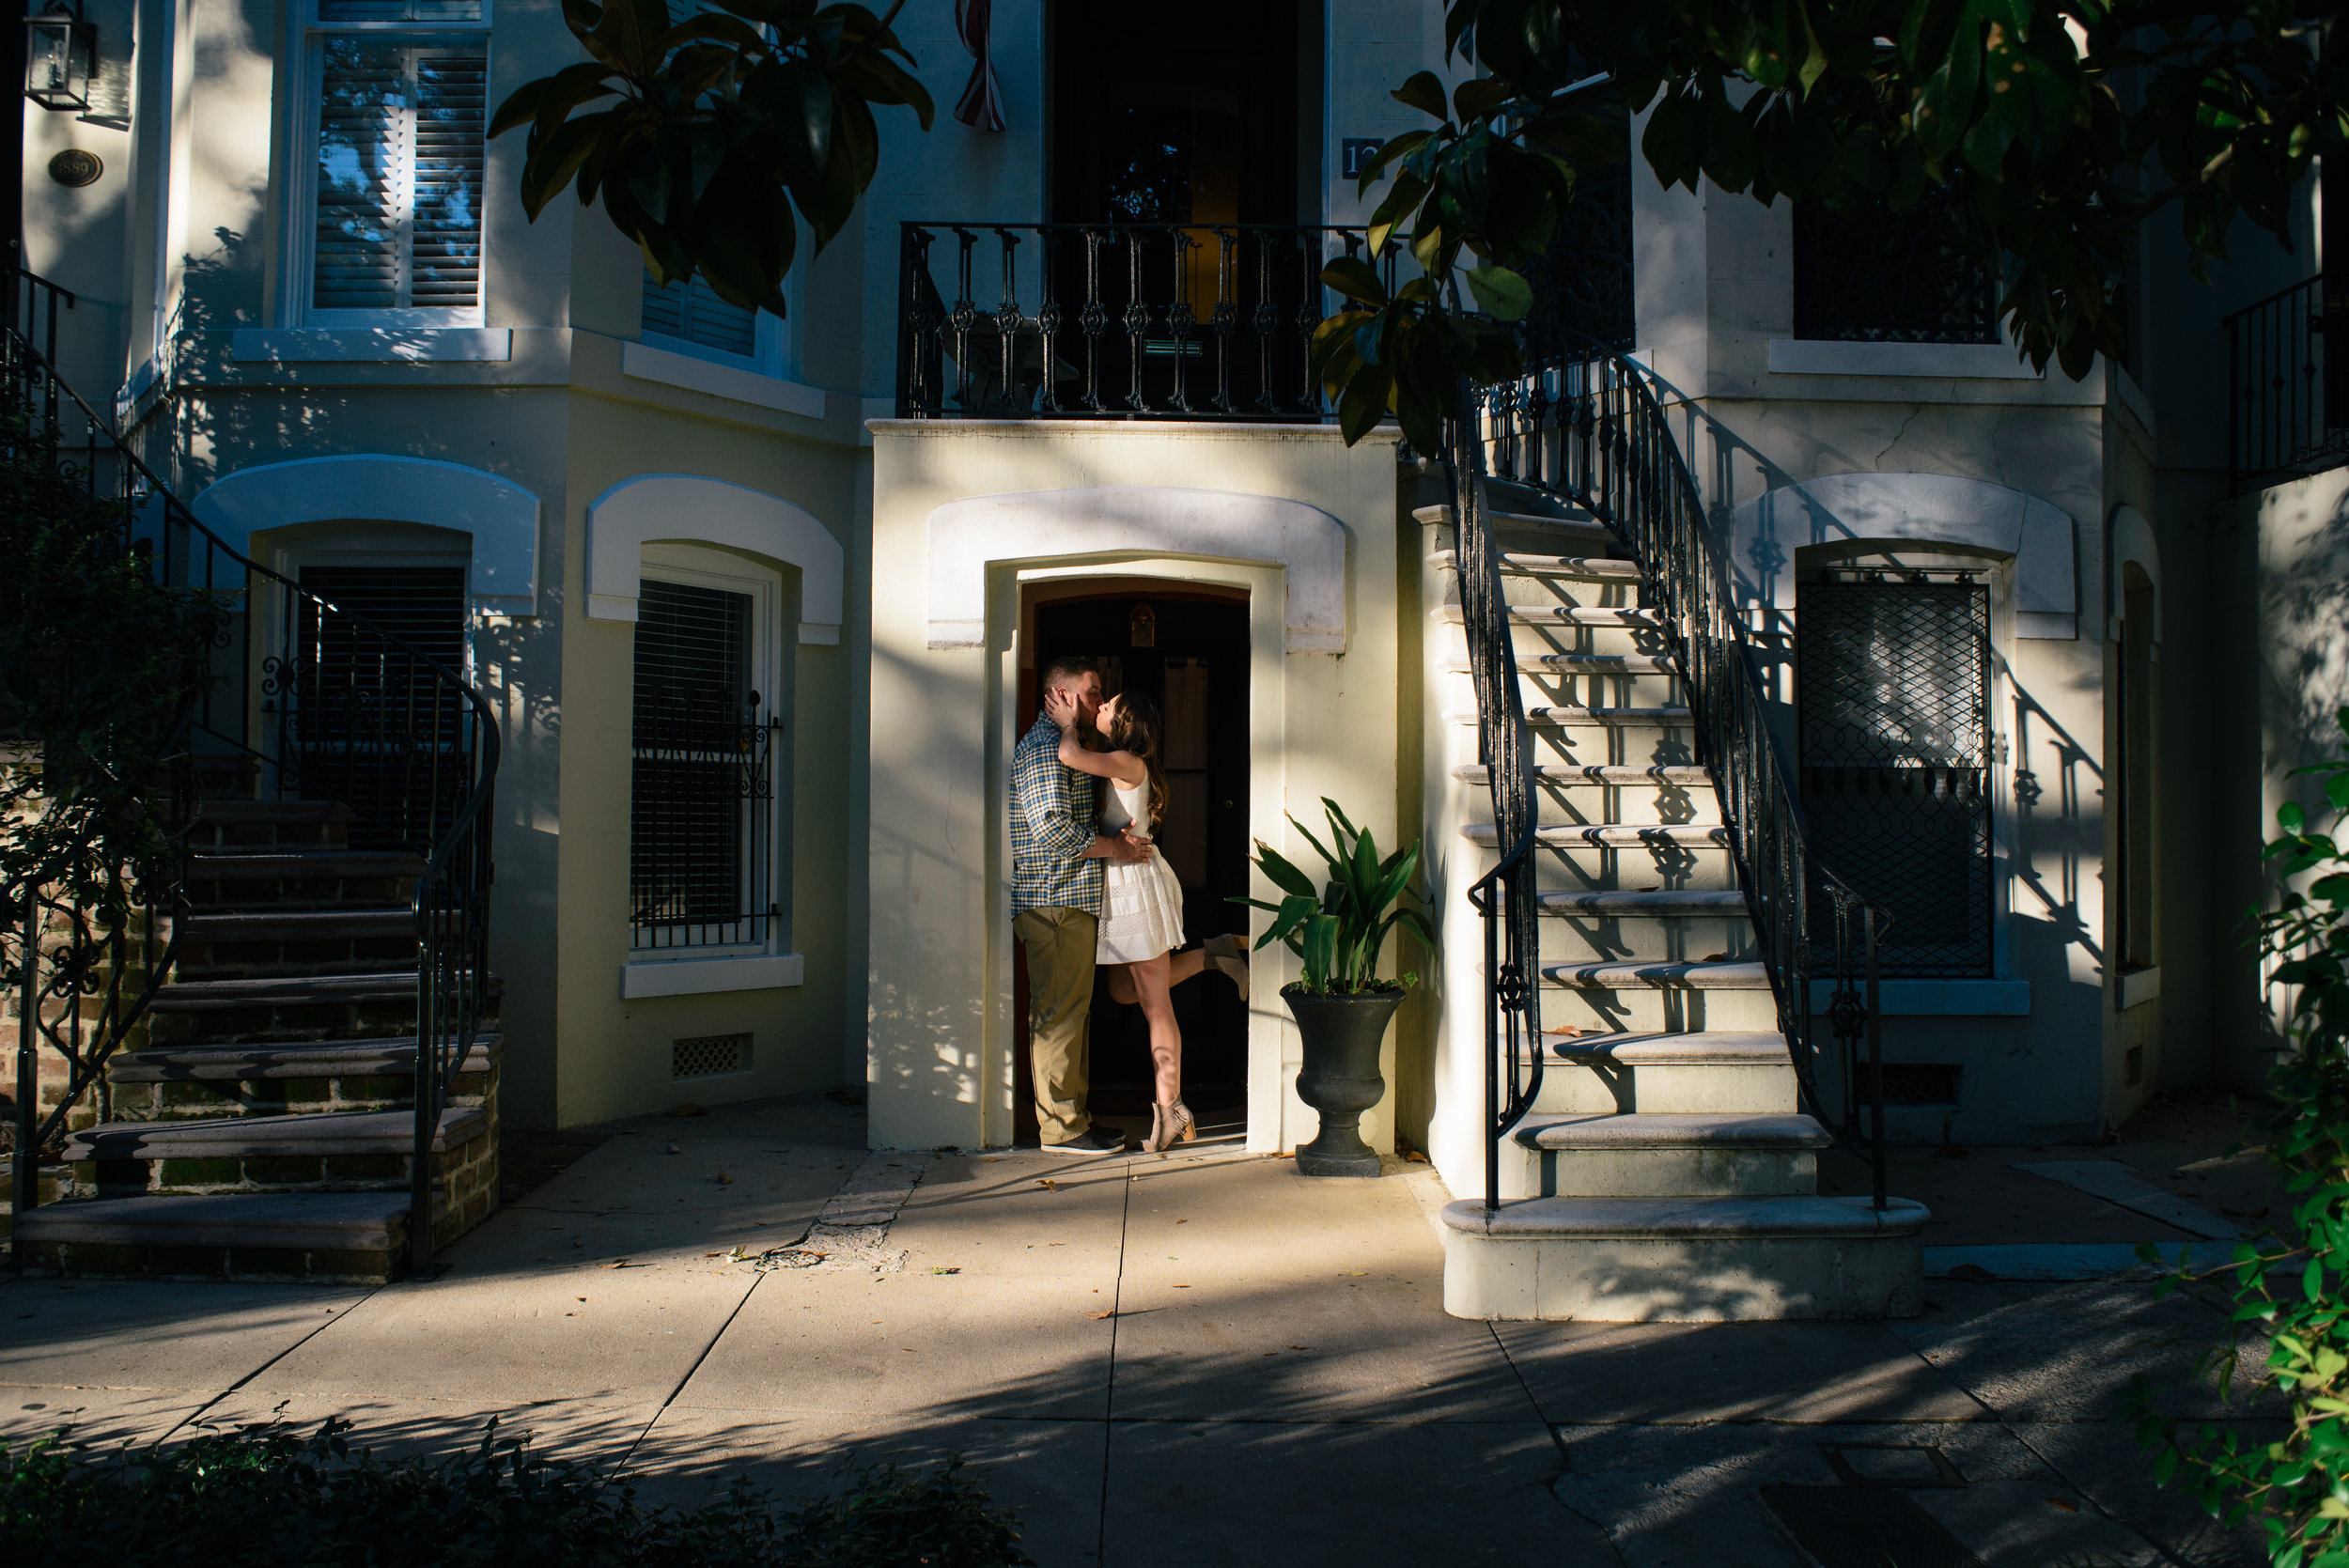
1011;714;1103;915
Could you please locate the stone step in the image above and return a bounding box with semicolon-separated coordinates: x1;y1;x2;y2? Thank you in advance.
179;908;414;942
1435;605;1665;629
187;800;353;854
1500;1110;1830;1200
1414;503;1615;550
109;1033;502;1082
1541;958;1770;989
1429;551;1644;580
1462;823;1728;849
192;800;354;828
11;1191;433;1282
151;970;498;1011
63;1106;493;1201
1449;705;1690;727
1454;763;1713;786
1445;653;1677;674
1440;1193;1929;1320
104;1033;502;1122
1535;1030;1797;1114
187;851;425;881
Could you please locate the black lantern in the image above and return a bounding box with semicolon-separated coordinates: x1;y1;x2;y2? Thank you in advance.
25;3;98;113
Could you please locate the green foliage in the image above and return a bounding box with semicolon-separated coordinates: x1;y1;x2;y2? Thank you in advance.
2127;706;2349;1568
490;0;935;317
0;406;227;951
1236;799;1435;994
1321;0;2345;445
0;1416;1032;1568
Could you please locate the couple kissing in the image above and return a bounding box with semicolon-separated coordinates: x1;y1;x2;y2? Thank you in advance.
1010;656;1249;1156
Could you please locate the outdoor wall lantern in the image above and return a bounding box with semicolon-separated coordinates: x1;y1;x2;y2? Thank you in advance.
24;3;98;113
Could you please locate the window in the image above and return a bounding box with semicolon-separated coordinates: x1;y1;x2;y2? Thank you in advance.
629;548;788;952
302;0;490;324
1797;568;1996;977
2116;567;2157;971
1793;188;1999;346
639;266;797;377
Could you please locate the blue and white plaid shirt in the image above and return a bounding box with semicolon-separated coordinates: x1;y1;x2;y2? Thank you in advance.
1010;713;1103;915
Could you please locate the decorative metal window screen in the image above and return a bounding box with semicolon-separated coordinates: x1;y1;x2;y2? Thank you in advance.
1523;158;1634;354
1797;576;1995;977
630;579;776;949
287;566;469;852
1793;189;2000;346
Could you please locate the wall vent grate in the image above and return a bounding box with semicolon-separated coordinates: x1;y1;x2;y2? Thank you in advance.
673;1032;751;1080
1854;1063;1962;1106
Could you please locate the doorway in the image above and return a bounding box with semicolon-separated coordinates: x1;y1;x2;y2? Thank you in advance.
1015;584;1252;1141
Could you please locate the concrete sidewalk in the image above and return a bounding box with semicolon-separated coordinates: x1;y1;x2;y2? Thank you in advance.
1;1093;2278;1567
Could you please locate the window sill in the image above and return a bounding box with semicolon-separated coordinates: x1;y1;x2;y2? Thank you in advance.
233;328;512;364
621;339;826;420
620;952;804;1000
1767;338;2040;380
2117;967;2161;1012
1805;978;2030;1016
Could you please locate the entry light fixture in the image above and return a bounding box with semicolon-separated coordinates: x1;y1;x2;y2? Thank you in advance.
25;2;98;113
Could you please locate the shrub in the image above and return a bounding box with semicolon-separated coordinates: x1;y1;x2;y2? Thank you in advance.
0;1416;1033;1568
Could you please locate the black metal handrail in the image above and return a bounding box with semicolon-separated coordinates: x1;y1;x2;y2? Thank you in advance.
4;263;498;1274
1457;329;1891;1209
896;223;1403;420
2227;272;2349;495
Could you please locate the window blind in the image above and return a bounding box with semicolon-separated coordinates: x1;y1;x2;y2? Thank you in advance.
641;268;759;359
631;579;770;946
315;39;487;313
319;0;483;20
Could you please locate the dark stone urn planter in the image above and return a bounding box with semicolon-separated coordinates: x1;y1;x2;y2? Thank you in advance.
1283;984;1405;1177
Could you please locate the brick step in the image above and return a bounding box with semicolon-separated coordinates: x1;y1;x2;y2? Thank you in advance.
1430;551;1644;579
179;908;414;941
1414;503;1616;550
185;853;427;909
12;1191;437;1282
1494;1110;1833;1202
105;1033;502;1122
1453;764;1713;786
63;1106;492;1200
1440;1193;1928;1320
1462;823;1728;848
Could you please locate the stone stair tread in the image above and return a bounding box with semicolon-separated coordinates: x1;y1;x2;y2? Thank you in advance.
65;1106;488;1161
1550;1030;1792;1065
109;1033;503;1081
12;1190;428;1251
152;970;502;1009
1537;889;1749;915
1462;822;1728;847
1455;763;1714;785
192;800;355;825
1445;654;1678;673
1429;550;1643;579
1413;504;1615;544
1434;605;1663;627
1448;705;1691;725
181;908;414;939
189;852;425;878
1513;1110;1831;1151
1539;959;1772;989
1441;1193;1930;1239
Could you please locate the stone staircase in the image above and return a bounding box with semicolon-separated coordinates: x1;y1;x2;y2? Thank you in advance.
11;760;501;1282
1419;492;1926;1321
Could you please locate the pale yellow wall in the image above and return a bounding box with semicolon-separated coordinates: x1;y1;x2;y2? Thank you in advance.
865;421;1410;1153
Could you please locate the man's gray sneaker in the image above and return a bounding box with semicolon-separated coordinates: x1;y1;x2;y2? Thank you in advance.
1040;1126;1129;1155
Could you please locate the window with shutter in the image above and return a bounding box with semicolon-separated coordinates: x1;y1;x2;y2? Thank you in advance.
307;2;487;322
641;270;760;360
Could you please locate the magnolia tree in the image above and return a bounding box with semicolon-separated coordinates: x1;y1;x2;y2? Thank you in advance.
1314;0;2342;450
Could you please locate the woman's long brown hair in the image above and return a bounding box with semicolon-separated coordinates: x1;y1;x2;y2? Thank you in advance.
1107;690;1170;829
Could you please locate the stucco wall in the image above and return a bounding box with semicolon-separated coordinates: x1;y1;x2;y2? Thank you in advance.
865;421;1409;1154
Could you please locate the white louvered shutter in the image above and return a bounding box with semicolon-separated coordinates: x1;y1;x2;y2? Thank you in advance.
642;269;759;359
312;37;486;314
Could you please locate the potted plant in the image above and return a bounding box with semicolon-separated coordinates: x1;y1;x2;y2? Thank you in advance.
1237;800;1434;1176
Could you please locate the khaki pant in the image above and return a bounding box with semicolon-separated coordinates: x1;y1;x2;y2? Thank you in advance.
1015;906;1097;1143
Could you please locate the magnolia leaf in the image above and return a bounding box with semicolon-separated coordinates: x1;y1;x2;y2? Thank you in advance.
1463;265;1533;321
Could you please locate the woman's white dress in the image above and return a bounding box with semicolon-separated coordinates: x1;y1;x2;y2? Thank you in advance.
1097;776;1188;964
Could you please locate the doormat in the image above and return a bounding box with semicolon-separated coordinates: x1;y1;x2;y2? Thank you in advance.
1758;1486;1986;1568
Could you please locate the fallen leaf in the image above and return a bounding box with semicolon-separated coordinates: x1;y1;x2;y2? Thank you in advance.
1344;1272;1367;1277
716;1171;733;1186
2046;1498;2078;1514
670;1103;707;1117
930;1266;961;1275
1404;1150;1430;1163
1543;1024;1583;1036
1088;1310;1116;1320
1702;953;1727;962
1172;1284;1190;1289
665;1142;682;1156
1036;1178;1060;1190
1286;1345;1311;1350
1174;1219;1188;1224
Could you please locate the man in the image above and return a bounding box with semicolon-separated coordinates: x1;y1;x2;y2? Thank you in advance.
1012;655;1152;1153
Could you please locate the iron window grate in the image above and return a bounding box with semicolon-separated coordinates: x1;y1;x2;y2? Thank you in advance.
1794;188;2000;346
1798;575;1995;977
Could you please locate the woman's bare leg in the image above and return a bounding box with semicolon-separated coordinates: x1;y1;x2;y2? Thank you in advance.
1126;952;1182;1108
1110;948;1202;1005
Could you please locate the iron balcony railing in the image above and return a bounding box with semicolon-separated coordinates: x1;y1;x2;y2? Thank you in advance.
4;262;498;1275
2227;272;2349;495
1456;330;1893;1211
895;223;1403;420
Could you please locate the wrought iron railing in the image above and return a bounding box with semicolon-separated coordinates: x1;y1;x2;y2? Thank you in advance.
896;223;1402;420
1457;330;1891;1210
2227;272;2349;495
3;262;498;1274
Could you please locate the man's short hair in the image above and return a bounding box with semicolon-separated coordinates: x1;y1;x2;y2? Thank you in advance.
1041;655;1099;688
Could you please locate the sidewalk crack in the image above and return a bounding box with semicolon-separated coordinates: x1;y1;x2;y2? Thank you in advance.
1095;1161;1134;1567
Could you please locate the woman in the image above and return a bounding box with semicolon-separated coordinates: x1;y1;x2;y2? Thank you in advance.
1042;684;1249;1153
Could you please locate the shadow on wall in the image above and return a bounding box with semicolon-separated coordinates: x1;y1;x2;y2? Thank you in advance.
2263;481;2349;796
